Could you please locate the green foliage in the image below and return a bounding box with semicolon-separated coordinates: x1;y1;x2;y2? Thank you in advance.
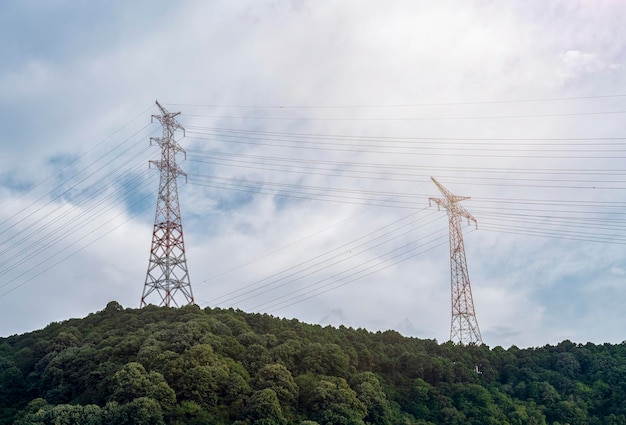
107;397;165;425
350;372;391;425
14;401;104;425
3;302;626;424
299;343;350;376
309;377;367;425
245;388;287;425
252;363;298;407
0;356;26;406
111;362;176;408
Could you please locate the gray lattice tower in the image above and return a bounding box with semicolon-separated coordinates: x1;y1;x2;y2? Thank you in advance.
141;101;194;308
429;177;482;344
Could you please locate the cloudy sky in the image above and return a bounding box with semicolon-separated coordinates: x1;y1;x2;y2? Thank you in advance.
2;0;626;348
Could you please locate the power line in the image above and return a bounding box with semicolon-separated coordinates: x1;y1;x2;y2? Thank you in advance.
0;170;157;281
5;97;626;322
166;93;626;109
0;124;156;239
0;105;155;216
207;210;438;307
184;124;626;142
185;133;626;159
198;180;431;284
183;109;626;122
261;232;450;314
0;189;155;298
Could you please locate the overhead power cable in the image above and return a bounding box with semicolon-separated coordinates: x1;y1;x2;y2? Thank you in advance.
199;180;431;285
0;105;155;217
0;192;155;300
186;150;626;188
259;231;450;314
166;93;626;108
0;124;157;240
0;104;163;299
0;148;154;261
185;133;626;159
208;210;439;307
184;124;626;143
0;170;157;281
6;96;626;316
182;109;626;122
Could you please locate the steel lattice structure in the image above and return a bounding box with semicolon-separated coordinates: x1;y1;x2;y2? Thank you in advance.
141;101;194;308
429;177;483;345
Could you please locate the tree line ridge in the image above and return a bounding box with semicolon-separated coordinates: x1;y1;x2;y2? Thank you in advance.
0;301;624;424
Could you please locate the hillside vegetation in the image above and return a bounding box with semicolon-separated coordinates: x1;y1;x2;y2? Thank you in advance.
1;302;625;424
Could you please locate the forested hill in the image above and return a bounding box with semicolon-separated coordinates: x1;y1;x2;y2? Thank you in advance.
1;303;625;425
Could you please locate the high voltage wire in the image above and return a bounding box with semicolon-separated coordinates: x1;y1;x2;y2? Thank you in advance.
479;213;626;230
194;175;427;201
0;148;154;253
185;124;626;146
206;218;448;312
0;193;156;300
184;133;624;212
184;125;626;143
475;208;626;221
186;148;626;174
140;97;626;316
0;170;157;281
0;172;156;292
185;152;623;245
187;174;626;215
185;134;626;160
186;156;626;243
0;104;161;299
0;170;158;291
206;210;439;307
0;147;155;273
261;232;451;314
181;123;626;223
187;155;626;189
182;109;626;122
186;127;626;148
473;197;626;207
188;178;423;209
186;160;626;192
0;124;157;240
189;175;423;208
199;180;431;285
479;219;626;241
165;93;626;109
4;97;626;314
480;224;626;245
187;177;626;244
0;105;155;218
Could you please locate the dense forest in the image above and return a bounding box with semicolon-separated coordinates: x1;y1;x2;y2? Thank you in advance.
1;302;626;424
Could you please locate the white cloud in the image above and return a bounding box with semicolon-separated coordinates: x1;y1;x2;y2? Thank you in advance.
2;0;626;348
611;266;625;276
557;49;624;82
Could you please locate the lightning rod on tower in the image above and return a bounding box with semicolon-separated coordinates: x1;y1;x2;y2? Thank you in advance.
429;177;482;345
141;101;194;308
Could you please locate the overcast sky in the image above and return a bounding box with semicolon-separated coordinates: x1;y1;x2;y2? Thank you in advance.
2;0;626;348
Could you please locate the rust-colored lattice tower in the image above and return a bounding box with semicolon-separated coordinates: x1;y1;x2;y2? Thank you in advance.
429;177;482;344
141;101;194;308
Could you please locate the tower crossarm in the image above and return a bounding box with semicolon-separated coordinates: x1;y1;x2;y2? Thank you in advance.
153;100;185;134
429;177;477;228
149;159;188;179
150;136;187;156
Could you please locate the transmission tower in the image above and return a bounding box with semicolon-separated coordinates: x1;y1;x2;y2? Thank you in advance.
141;101;194;308
429;177;482;345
